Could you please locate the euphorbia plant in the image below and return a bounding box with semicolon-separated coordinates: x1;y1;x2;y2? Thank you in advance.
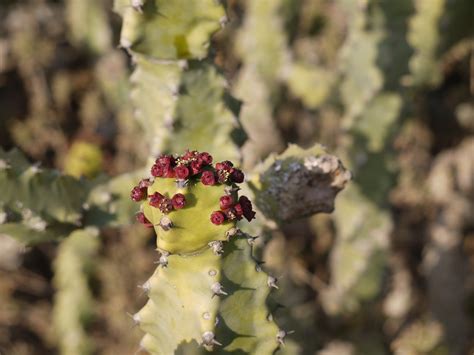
129;150;282;354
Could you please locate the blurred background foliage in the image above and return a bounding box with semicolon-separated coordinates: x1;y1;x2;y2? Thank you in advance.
0;0;473;354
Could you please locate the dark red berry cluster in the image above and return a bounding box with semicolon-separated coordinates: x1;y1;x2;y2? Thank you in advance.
130;178;152;202
148;151;244;185
130;150;255;227
150;151;215;180
210;194;255;225
149;191;186;214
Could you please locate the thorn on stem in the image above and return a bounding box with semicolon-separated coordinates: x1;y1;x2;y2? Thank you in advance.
202;331;222;348
127;312;141;327
276;330;295;346
137;280;151;295
159;216;173;231
208;241;224;255
131;0;144;13
219;16;228;28
268;276;279;289
202;312;211;320
211;282;227;297
247;235;259;246
154;251;169;268
225;227;240;240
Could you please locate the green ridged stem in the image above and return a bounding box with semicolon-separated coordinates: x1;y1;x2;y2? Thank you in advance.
133;171;281;354
53;228;100;355
115;0;243;161
65;0;112;54
0;148;87;244
233;0;287;167
322;0;411;314
138;235;279;355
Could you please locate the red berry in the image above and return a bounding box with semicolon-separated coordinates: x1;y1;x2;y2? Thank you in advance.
136;212;153;227
149;192;164;207
175;165;190;180
201;171;216;186
182;150;197;160
215;161;234;183
239;195;256;222
163;165;175;178
151;163;164;177
210;211;226;225
233;203;243;219
231;169;244;183
219;195;234;210
190;160;202;175
156;155;175;168
131;186;146;202
158;197;173;214
171;193;186;209
199;152;213;165
216;160;233;171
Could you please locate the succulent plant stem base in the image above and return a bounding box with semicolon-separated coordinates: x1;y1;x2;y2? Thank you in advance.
130;150;281;354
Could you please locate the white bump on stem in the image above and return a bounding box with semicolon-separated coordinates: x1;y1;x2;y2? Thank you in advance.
202;331;222;347
268;276;279;289
247;236;259;245
276;330;294;346
159;216;173;231
208;241;224;255
211;282;227;297
178;60;188;70
120;38;132;49
175;179;188;188
225;227;240;240
127;312;141;326
131;0;144;13
219;16;228;28
202;312;211;320
154;251;169;268
137;280;151;294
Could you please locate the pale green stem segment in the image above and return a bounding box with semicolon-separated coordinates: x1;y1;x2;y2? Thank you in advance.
53;228;100;355
137;235;279;355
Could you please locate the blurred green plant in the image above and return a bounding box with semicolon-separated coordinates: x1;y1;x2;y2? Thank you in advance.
53;228;100;355
64;141;104;179
1;0;472;353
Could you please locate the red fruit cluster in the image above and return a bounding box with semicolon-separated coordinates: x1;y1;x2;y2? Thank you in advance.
151;155;176;178
149;191;186;214
150;151;214;180
130;179;152;201
130;150;255;228
131;151;245;189
210;194;256;225
215;160;244;184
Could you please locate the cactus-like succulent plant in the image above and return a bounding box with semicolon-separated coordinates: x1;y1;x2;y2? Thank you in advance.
130;150;282;354
0;147;87;243
114;0;243;161
53;227;100;355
